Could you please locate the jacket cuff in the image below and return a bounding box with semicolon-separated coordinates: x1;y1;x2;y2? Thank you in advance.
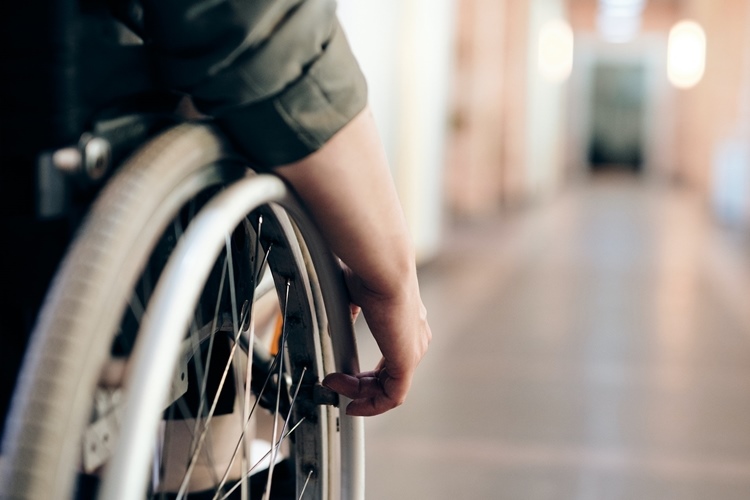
208;20;368;168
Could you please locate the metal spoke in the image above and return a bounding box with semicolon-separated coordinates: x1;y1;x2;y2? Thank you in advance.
188;255;229;432
298;470;314;500
262;280;291;500
217;418;307;500
174;235;245;499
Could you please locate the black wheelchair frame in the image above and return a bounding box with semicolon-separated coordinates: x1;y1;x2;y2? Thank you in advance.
1;1;186;434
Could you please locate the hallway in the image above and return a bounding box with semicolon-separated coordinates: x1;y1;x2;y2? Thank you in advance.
356;174;750;499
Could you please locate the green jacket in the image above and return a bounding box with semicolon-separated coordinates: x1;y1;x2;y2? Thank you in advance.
139;0;368;167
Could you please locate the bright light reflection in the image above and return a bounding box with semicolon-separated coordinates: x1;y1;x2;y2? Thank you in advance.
597;13;641;43
597;0;645;43
538;19;574;83
599;0;645;17
599;0;645;6
667;20;706;89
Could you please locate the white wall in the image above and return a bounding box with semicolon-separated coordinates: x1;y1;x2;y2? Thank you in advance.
710;1;750;229
525;0;569;200
337;0;458;263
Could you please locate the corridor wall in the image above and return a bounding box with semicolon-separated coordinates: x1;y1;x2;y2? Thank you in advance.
444;0;571;218
338;0;458;263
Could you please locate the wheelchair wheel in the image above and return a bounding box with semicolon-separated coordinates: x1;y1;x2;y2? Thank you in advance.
0;123;364;500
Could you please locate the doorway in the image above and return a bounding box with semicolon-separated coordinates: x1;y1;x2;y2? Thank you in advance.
587;62;646;173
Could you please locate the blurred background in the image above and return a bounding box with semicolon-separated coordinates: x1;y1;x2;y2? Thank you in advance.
337;0;750;498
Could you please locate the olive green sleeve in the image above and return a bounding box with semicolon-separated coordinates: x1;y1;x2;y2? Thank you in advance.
140;0;367;167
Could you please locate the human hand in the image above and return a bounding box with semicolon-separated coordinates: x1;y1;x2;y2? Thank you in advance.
323;265;431;416
322;361;417;417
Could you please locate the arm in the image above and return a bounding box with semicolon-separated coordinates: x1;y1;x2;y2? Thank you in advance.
137;0;429;415
274;105;432;417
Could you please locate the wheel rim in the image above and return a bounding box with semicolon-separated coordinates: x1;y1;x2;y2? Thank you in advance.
1;124;362;500
98;174;341;499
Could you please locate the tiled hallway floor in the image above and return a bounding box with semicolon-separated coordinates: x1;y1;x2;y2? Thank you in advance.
355;174;750;499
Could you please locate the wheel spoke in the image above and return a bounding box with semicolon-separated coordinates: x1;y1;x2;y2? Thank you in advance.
217;417;307;500
3;126;361;500
299;470;314;500
174;236;248;498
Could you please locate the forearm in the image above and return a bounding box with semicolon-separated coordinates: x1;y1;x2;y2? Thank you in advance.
274;105;431;416
274;105;416;299
139;0;426;416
